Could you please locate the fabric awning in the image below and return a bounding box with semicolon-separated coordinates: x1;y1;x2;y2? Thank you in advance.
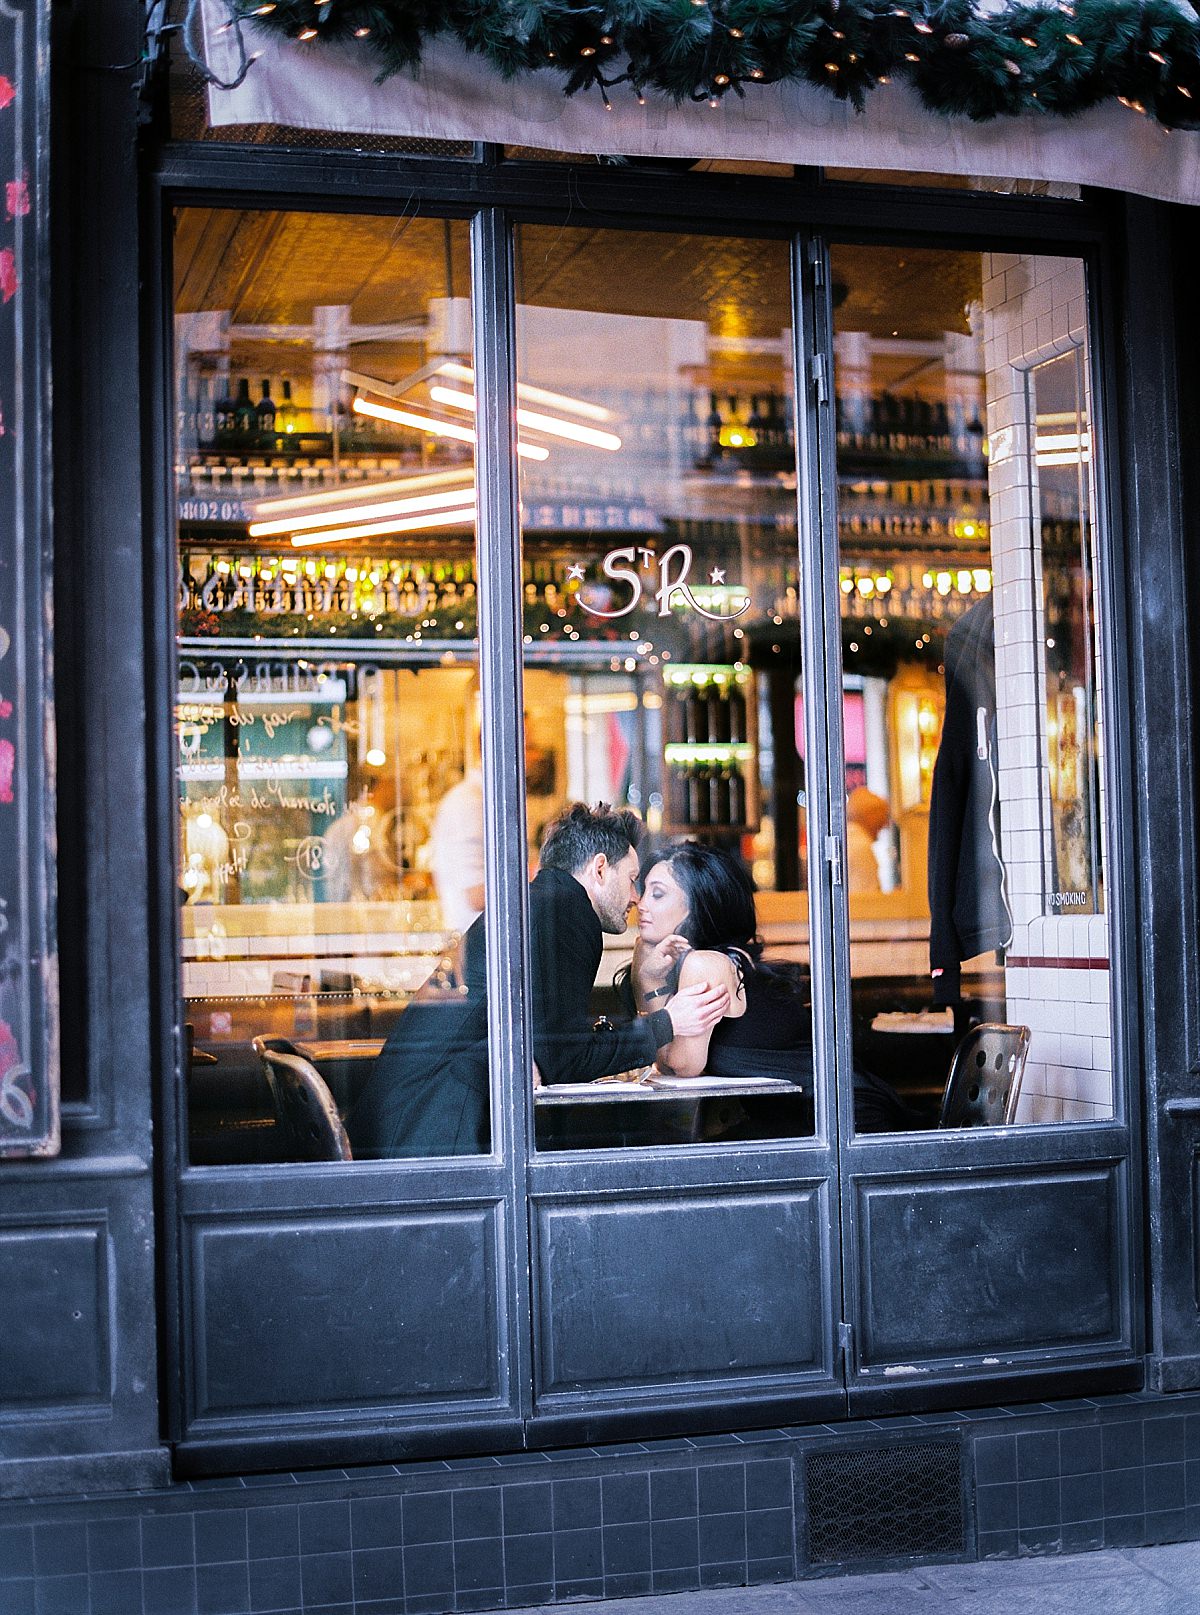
201;3;1200;205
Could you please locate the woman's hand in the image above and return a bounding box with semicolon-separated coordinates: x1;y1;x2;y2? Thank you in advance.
633;932;691;994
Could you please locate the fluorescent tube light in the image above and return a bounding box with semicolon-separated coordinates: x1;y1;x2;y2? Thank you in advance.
352;396;550;460
251;486;480;538
251;468;473;519
289;505;477;547
428;386;622;452
436;361;614;423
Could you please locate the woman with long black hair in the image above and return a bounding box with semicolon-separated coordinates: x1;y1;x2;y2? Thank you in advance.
622;841;811;1082
620;842;917;1131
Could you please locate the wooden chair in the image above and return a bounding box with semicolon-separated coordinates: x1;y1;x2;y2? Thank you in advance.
938;1023;1031;1129
251;1036;352;1162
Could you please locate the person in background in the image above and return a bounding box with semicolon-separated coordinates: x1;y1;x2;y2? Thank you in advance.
428;712;543;933
347;803;731;1157
429;763;485;933
845;786;891;893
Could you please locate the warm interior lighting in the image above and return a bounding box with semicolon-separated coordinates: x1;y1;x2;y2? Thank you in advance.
352;396;549;460
352;396;474;443
251;486;479;538
1036;432;1090;453
428;386;623;452
1036;451;1090;467
250;468;473;519
436;361;614;423
288;505;477;547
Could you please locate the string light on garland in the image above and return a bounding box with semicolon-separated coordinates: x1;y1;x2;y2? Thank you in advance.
231;0;1200;129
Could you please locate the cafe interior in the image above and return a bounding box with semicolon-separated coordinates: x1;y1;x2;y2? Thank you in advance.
173;207;1112;1163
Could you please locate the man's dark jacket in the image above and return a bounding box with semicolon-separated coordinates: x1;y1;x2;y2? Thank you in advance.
346;867;672;1157
927;594;1013;1005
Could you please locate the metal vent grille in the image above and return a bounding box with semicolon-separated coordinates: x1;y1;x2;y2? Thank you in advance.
805;1441;964;1566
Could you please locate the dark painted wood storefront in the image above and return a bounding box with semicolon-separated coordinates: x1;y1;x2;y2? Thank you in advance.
3;3;1200;1610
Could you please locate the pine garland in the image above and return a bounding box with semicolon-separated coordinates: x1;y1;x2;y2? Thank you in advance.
231;0;1200;127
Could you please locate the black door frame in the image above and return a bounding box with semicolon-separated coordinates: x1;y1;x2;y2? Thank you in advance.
798;222;1145;1412
146;144;1143;1471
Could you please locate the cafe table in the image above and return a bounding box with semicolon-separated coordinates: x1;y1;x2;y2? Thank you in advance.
294;1039;803;1147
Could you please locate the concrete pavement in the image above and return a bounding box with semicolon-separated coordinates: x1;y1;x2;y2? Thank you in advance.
506;1541;1200;1613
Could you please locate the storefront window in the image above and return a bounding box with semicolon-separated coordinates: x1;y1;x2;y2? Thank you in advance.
174;209;494;1165
513;225;815;1149
831;245;1113;1131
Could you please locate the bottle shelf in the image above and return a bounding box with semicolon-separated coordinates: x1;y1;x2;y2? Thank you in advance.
664;743;753;766
661;822;754;838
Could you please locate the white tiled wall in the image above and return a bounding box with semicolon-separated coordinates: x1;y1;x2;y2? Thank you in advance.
181;930;449;998
982;253;1113;1123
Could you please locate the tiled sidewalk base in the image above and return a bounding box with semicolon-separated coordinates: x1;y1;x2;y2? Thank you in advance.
3;1390;1200;1615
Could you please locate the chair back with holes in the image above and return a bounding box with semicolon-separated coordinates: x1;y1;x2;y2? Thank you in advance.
251;1035;353;1162
938;1023;1031;1128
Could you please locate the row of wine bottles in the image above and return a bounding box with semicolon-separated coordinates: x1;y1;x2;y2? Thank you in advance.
683;392;794;461
181;377;300;449
668;762;749;828
669;682;750;746
835;393;986;461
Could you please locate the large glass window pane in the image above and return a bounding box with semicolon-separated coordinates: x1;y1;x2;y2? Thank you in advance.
513;226;815;1150
174;209;492;1164
831;245;1113;1131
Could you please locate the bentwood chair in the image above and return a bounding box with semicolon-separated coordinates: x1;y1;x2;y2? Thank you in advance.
251;1035;353;1162
938;1023;1032;1128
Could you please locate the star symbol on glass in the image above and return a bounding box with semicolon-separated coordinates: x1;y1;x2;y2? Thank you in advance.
567;563;586;581
709;567;726;585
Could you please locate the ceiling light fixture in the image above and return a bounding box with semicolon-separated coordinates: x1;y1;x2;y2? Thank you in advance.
428;386;622;451
352;396;550;460
251;485;480;538
288;504;478;548
436;361;614;423
250;467;473;520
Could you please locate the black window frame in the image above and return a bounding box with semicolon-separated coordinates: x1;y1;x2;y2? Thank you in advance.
144;137;1145;1462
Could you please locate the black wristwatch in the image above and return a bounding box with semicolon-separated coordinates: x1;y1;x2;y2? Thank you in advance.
644;984;672;1000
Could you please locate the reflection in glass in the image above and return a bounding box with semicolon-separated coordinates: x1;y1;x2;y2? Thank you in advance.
514;226;816;1149
832;245;1113;1131
1029;350;1103;915
174;209;489;1165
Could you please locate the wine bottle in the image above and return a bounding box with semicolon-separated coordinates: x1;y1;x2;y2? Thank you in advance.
705;392;723;458
728;685;746;745
197;376;216;446
670;763;688;827
232;377;256;439
277;378;298;439
213;376;237;438
690;766;711;827
708;680;731;743
684;687;707;745
256;379;276;442
728;766;746;824
713;765;732;825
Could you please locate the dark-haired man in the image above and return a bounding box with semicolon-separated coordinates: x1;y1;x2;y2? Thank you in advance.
347;802;729;1158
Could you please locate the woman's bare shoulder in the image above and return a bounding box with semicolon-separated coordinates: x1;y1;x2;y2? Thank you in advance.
677;949;747;1014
